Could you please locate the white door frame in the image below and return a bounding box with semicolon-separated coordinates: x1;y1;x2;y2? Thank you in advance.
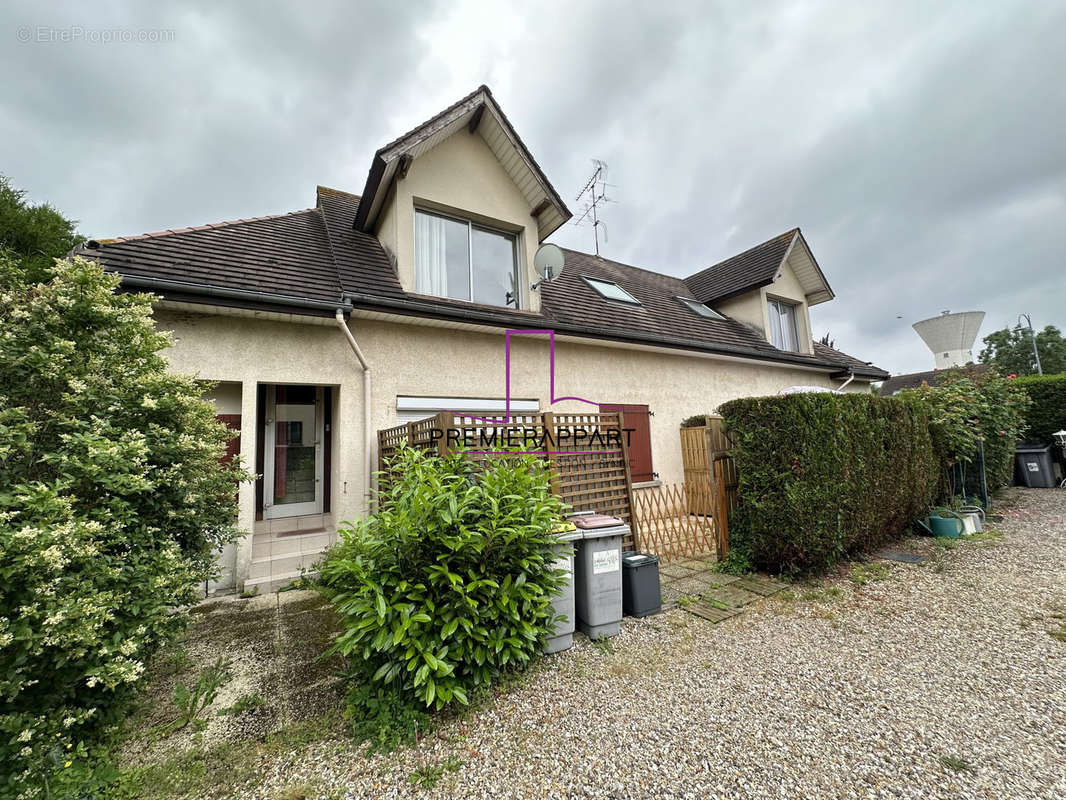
263;385;324;519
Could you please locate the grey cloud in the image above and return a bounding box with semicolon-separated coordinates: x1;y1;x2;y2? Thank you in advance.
2;0;1062;375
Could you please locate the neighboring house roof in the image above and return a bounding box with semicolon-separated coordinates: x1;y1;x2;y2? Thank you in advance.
878;364;991;395
684;228;834;306
353;85;571;240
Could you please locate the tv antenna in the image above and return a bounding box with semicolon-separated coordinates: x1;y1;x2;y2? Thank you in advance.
573;159;614;256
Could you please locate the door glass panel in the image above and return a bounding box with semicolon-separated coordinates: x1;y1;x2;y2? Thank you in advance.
273;386;317;506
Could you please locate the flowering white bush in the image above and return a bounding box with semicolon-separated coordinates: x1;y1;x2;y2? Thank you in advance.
0;255;248;797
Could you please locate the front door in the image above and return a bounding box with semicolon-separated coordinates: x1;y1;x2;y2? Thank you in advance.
264;385;323;518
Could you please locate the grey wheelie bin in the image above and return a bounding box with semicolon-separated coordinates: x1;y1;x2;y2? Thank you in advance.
545;523;581;654
569;513;627;639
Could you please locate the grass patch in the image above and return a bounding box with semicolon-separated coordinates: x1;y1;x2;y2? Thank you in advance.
591;636;615;655
408;756;464;789
217;693;266;717
676;594;699;608
109;712;345;799
939;755;975;773
963;530;1004;547
850;563;891;585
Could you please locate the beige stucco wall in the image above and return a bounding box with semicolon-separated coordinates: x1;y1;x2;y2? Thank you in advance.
353;317;862;488
156;305;868;586
204;381;242;415
373;130;542;312
156;308;370;589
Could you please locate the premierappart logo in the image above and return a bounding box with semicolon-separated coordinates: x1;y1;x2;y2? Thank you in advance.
433;328;635;457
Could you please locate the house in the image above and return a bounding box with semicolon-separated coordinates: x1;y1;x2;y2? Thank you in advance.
878;363;991;395
79;85;887;593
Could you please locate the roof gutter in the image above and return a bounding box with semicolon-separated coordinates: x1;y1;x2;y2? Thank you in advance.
118;274;352;313
342;290;886;378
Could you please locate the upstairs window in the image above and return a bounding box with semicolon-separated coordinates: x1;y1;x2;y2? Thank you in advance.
768;298;800;351
677;296;725;320
415;209;519;308
583;276;641;305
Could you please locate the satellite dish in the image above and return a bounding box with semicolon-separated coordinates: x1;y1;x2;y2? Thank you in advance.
532;243;565;289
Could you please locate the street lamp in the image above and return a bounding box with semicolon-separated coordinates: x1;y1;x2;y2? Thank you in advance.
1016;313;1043;375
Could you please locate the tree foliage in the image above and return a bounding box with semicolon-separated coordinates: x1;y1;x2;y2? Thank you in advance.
901;371;1031;492
0;253;248;797
319;446;566;725
1012;373;1066;444
979;324;1066;377
0;175;83;283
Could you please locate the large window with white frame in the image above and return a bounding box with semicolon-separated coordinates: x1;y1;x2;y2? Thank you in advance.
768;297;801;352
414;208;519;308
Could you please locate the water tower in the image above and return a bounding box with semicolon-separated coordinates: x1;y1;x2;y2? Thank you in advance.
912;310;985;369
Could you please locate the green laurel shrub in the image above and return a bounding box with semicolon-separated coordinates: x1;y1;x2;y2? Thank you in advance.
319;445;566;723
719;393;939;575
0;254;247;797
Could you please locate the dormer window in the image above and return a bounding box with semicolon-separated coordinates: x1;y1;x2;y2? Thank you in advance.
415;208;519;308
768;297;800;351
677;297;725;320
583;276;641;306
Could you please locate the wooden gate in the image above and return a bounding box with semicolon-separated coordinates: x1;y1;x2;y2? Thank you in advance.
678;415;738;557
632;479;717;561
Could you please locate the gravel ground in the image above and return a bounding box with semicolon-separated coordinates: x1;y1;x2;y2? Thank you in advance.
193;489;1066;799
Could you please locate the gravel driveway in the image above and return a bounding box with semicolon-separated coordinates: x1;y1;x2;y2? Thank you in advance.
242;489;1066;799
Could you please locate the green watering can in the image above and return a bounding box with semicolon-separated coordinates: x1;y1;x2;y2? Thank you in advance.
915;508;966;539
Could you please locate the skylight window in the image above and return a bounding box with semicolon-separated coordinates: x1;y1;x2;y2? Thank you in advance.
583;276;641;305
677;297;725;320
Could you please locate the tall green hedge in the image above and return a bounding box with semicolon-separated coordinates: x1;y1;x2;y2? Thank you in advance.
720;393;939;575
1013;373;1066;443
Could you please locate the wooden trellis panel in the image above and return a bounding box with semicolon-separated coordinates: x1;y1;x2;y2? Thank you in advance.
632;480;717;561
376;410;636;549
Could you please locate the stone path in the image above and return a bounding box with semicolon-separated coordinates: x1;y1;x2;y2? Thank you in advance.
658;554;789;622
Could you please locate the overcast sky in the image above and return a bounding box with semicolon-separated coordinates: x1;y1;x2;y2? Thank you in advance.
3;1;1063;375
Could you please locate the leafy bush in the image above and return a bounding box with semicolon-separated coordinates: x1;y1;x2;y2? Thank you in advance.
680;414;713;428
901;371;1030;491
1013;373;1066;444
319;445;566;726
719;393;939;575
0;255;247;797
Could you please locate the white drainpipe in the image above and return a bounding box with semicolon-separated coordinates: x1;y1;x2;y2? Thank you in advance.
835;372;856;393
335;309;373;510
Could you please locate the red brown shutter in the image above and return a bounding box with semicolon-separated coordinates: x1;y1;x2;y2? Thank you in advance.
215;414;241;465
600;403;654;483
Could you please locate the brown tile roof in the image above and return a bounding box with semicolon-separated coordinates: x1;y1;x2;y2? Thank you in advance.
315;187;405;299
542;249;781;354
83;207;342;302
879;364;991;395
684;229;797;303
76;188;885;378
